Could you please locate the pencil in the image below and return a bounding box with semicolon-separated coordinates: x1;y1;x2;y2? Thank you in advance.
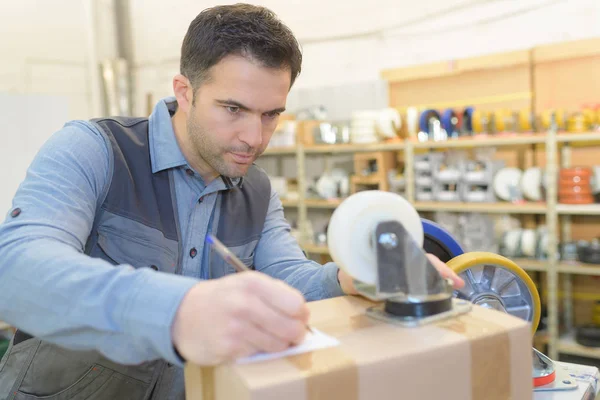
206;234;314;333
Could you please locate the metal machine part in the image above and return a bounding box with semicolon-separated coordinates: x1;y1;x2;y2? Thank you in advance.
328;191;470;325
445;252;578;392
447;252;541;334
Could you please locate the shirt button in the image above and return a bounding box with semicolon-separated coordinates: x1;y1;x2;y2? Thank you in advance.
10;208;21;218
150;265;159;271
185;168;194;177
189;248;198;258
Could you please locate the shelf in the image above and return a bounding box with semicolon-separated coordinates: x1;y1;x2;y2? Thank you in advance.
513;258;549;272
413;201;547;214
280;199;299;207
557;204;600;215
263;146;297;155
351;175;382;185
558;332;600;359
305;141;405;154
558;262;600;276
411;133;547;149
557;132;600;143
281;198;344;208
302;244;330;254
306;198;343;208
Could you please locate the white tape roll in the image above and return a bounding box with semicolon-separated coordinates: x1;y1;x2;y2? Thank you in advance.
327;191;423;284
376;108;401;139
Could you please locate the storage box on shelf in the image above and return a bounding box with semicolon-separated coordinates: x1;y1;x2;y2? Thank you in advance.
350;151;397;193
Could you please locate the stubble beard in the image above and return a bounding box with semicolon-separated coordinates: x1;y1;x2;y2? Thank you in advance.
187;113;254;179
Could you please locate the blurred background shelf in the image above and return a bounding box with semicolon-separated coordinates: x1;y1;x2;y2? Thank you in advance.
558;333;600;359
556;204;600;215
413;201;548;214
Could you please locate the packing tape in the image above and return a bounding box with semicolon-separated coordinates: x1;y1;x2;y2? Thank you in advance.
435;308;511;400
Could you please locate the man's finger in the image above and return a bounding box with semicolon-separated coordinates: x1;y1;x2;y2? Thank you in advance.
426;253;465;289
247;273;307;318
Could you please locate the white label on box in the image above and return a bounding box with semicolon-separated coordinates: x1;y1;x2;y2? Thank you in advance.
235;328;340;365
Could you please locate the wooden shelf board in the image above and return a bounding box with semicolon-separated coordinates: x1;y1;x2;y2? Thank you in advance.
556;204;600;215
533;38;600;63
412;133;547;149
557;262;600;276
381;49;530;83
351;175;382;185
556;132;600;143
558;332;600;359
304;198;343;208
413;201;547;214
263;146;297;155
280;199;299;207
305;141;404;154
513;258;549;272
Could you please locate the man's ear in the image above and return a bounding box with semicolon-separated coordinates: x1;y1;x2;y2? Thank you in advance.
173;74;194;113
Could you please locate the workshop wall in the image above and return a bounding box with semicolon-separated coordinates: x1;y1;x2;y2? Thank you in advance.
131;0;600;116
0;0;95;120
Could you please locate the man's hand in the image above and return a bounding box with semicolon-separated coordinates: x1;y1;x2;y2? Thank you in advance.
172;272;310;366
337;253;465;295
426;253;465;289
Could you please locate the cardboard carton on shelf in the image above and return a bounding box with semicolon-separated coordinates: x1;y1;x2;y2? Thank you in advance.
185;295;533;400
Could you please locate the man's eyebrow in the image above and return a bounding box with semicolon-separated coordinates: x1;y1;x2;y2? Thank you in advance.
215;99;285;114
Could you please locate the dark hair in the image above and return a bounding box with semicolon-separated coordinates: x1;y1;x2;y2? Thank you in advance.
180;3;302;90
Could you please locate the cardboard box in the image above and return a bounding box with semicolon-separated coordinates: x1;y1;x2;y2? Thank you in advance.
185;296;533;400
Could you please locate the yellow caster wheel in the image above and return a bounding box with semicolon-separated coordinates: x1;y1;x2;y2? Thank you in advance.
447;252;541;335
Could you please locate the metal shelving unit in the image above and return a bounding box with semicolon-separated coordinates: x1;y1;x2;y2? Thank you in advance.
266;128;600;361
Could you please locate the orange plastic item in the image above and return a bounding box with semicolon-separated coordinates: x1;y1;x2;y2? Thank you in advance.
533;370;555;387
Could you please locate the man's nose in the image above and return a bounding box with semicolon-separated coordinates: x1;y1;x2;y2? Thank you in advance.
238;116;263;149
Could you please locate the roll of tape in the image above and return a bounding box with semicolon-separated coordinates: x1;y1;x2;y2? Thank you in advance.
441;109;459;138
422;219;464;263
518;109;533;132
376;108;402;139
471;109;491;134
540;109;567;130
327;191;424;285
494;109;508;132
462;107;474;134
447;252;541;335
418;109;441;136
567;113;592;133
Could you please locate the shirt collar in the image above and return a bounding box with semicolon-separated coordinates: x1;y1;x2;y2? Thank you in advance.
148;96;244;188
149;96;187;174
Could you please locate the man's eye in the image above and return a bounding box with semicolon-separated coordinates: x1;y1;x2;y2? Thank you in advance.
226;106;240;114
265;111;280;119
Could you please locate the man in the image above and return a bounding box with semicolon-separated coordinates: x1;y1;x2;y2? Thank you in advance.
0;4;463;399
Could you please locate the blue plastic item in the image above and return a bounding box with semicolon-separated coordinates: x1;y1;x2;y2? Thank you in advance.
421;218;465;263
418;109;441;135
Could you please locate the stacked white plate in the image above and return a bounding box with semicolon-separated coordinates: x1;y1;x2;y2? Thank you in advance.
350;110;379;144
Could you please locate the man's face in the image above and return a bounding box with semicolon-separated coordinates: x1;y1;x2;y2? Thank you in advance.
186;55;290;179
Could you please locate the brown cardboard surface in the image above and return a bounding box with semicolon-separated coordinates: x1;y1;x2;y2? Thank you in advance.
185;296;533;400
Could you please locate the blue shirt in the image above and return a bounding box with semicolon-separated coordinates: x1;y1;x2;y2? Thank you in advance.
0;96;344;368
